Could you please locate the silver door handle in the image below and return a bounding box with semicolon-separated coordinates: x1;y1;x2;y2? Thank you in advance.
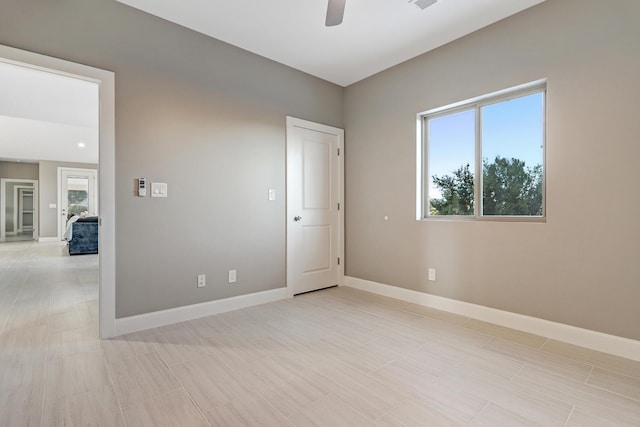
294;216;302;222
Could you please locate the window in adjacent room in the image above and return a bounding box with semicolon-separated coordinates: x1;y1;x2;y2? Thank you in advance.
418;80;546;220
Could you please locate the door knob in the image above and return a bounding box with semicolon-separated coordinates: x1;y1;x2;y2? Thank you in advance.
294;216;302;222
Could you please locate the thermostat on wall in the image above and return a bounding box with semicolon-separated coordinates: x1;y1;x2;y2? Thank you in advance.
137;177;146;197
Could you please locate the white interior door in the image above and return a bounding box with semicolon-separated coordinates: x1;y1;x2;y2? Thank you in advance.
286;117;344;296
59;168;98;239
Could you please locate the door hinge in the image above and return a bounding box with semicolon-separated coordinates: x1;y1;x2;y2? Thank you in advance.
337;147;340;156
337;202;340;211
338;257;340;265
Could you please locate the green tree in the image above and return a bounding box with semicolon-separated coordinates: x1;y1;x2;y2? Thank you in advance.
429;163;474;215
430;157;542;216
482;156;542;215
68;190;88;215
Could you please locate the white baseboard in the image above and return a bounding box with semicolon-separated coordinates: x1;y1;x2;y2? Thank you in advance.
344;276;640;362
115;287;289;336
38;237;61;243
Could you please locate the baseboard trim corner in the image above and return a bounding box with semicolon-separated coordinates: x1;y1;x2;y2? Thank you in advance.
115;287;288;336
344;276;640;362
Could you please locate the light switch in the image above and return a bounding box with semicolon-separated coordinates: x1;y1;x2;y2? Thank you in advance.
268;189;276;201
151;182;168;198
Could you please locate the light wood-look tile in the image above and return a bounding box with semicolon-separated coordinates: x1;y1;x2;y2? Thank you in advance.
375;397;462;426
171;353;257;412
182;315;233;339
376;335;458;377
469;402;543;427
146;329;211;367
541;339;640;380
314;359;408;420
370;361;488;424
232;356;335;417
43;384;125;426
586;367;640;401
440;363;572;426
0;353;46;393
101;331;157;363
565;407;624;427
205;394;293;427
448;346;525;379
45;349;111;401
122;389;209;427
358;300;426;325
483;337;594;382
2;242;640;427
513;365;640;426
108;351;181;407
306;335;397;373
287;394;372;427
49;309;88;333
0;382;43;427
48;325;102;360
411;316;494;349
462;318;548;349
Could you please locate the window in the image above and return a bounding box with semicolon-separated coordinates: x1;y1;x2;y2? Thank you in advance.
418;81;546;220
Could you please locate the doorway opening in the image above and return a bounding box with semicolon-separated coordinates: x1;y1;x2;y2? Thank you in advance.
58;167;98;240
0;178;39;242
0;44;116;338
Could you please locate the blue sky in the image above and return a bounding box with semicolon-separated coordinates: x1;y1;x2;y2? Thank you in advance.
427;91;544;200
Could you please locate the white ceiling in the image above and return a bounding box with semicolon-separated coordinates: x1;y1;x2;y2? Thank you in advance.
116;0;546;87
0;60;99;165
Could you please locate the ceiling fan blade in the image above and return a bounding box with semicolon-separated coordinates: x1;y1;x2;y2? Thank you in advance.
326;0;346;27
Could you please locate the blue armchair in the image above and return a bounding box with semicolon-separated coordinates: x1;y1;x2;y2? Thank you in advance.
68;216;99;255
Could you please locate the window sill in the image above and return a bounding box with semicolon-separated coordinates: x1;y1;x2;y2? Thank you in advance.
421;215;546;223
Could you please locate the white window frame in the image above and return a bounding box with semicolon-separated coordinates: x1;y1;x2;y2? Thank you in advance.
416;79;547;222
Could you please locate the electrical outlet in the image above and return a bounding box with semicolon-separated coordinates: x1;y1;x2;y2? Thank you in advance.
428;268;436;281
228;269;237;284
197;274;206;288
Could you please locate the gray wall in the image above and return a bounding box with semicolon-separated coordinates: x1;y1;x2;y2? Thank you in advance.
0;161;38;180
38;161;97;238
0;0;343;317
344;0;640;340
0;161;38;234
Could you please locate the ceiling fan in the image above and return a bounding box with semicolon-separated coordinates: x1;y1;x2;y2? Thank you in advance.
325;0;346;27
325;0;438;27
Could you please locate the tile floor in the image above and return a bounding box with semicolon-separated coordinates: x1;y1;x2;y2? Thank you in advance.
1;241;639;426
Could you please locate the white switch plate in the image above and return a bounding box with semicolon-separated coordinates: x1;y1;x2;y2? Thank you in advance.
197;274;206;288
151;182;168;198
228;269;237;283
268;189;276;201
428;268;436;281
49;203;57;209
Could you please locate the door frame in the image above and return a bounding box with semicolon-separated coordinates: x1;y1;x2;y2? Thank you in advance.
0;44;116;338
285;116;345;298
15;185;35;233
0;178;38;241
57;167;99;240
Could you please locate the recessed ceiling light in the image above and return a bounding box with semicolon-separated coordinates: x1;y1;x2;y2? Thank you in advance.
78;142;86;148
